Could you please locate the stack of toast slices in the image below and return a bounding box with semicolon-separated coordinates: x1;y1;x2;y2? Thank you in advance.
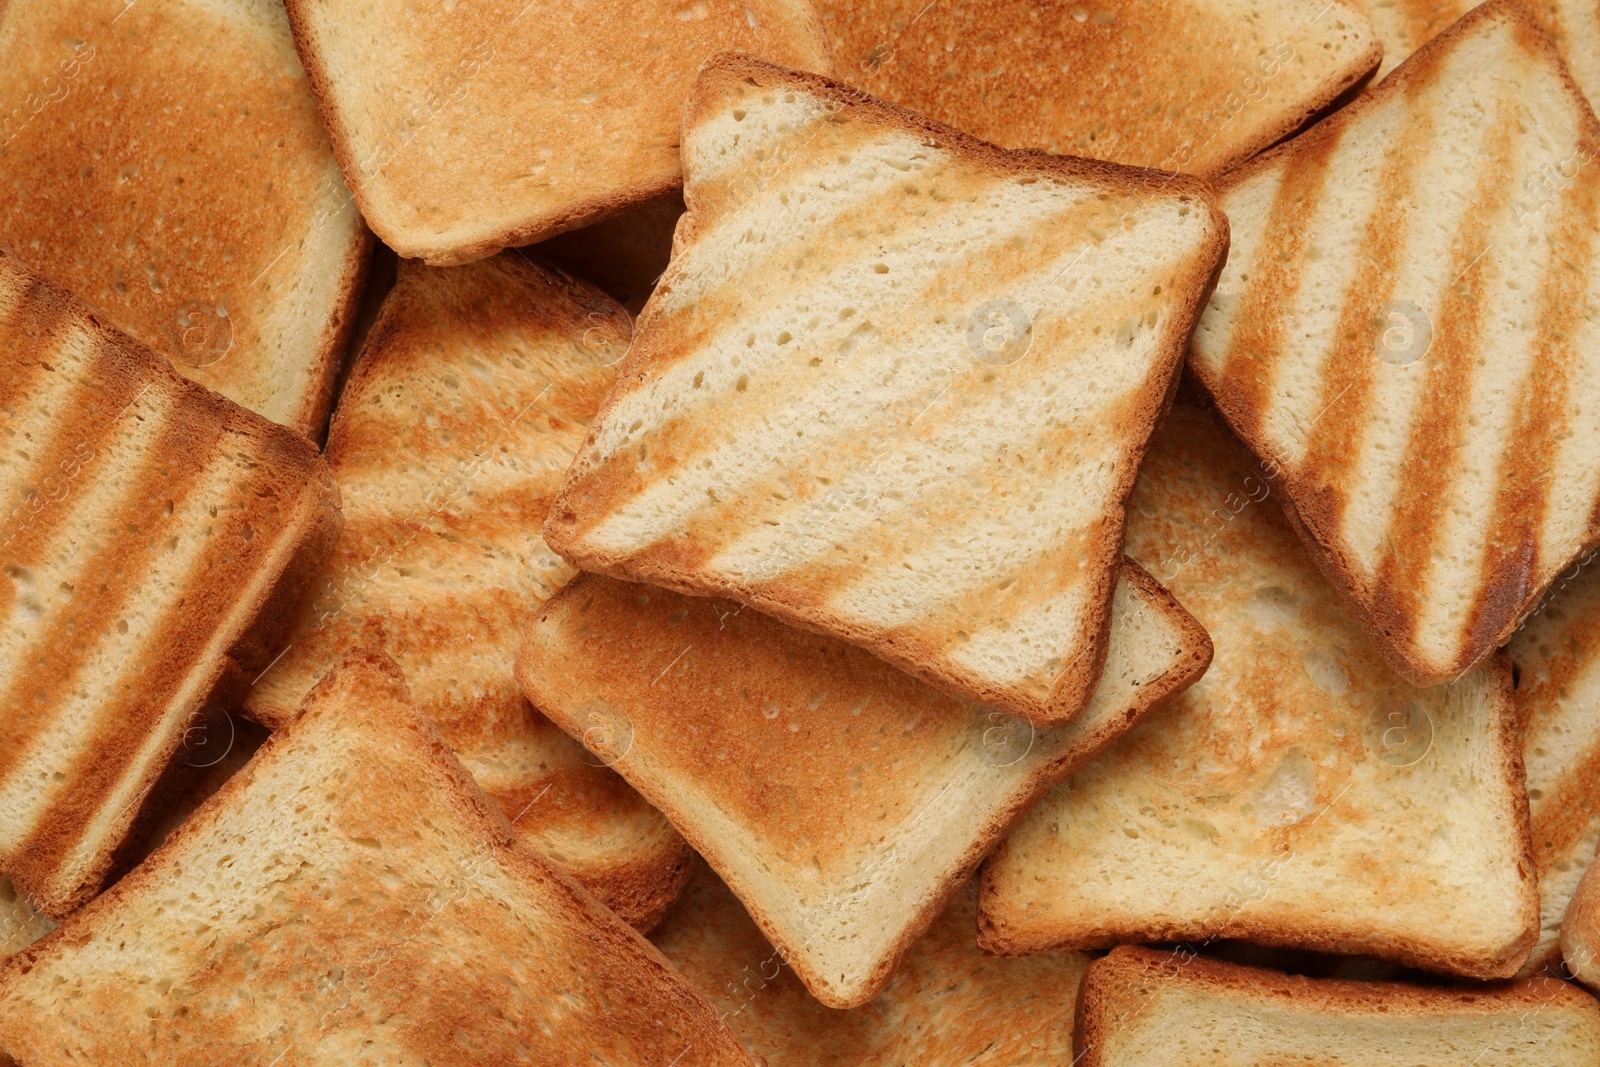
244;252;692;928
10;0;1600;1060
0;0;370;437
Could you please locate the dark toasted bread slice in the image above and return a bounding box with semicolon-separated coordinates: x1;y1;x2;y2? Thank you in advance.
0;649;754;1066
1188;0;1600;686
244;252;692;929
285;0;830;263
0;0;370;436
544;54;1229;729
1076;945;1600;1065
653;862;1091;1064
816;0;1381;177
0;251;340;917
980;402;1538;980
516;562;1209;1008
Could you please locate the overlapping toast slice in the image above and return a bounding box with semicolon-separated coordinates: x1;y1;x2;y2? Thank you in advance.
0;0;369;436
0;252;340;917
244;253;692;929
285;0;829;263
516;563;1209;1008
1507;559;1600;974
653;862;1091;1064
1076;946;1600;1066
0;649;753;1066
815;0;1380;177
545;54;1229;728
979;402;1538;979
1187;0;1600;686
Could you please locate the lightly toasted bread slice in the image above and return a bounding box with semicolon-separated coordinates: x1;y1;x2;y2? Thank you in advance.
1564;841;1600;988
284;0;830;265
1507;558;1600;974
243;252;693;929
0;0;370;438
1075;945;1600;1066
0;251;340;918
515;561;1210;1008
1187;0;1600;687
979;402;1538;979
653;862;1091;1064
0;649;753;1067
544;54;1229;729
815;0;1381;178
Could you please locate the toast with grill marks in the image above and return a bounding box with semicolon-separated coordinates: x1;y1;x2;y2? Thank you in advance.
0;251;340;918
284;0;830;264
244;253;692;929
979;403;1538;980
1188;0;1600;686
515;562;1210;1008
816;0;1380;177
652;863;1091;1064
1076;945;1600;1066
544;54;1229;729
0;649;753;1067
0;0;369;437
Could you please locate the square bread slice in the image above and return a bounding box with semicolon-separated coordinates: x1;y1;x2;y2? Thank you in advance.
653;862;1091;1064
243;252;692;930
979;402;1538;979
0;648;753;1066
815;0;1380;177
284;0;830;265
0;0;370;437
1508;560;1600;975
0;251;340;918
543;54;1229;729
1187;0;1600;687
515;561;1210;1008
1076;945;1600;1066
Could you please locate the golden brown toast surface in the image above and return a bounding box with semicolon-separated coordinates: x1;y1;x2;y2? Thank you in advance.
245;252;691;928
0;0;369;435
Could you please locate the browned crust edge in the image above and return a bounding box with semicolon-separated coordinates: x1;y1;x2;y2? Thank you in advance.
977;650;1540;980
1194;0;1600;687
0;649;753;1065
289;220;375;443
513;559;1210;1008
1073;944;1600;1066
543;51;1230;730
564;833;699;934
0;251;342;918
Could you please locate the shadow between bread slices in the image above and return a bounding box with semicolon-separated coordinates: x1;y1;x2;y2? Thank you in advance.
514;561;1210;1009
540;52;1230;731
979;402;1540;980
241;252;693;929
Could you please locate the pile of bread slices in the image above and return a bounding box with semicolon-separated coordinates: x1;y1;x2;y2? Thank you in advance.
4;0;1600;1063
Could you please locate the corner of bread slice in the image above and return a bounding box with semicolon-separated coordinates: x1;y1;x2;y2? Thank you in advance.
1187;0;1600;689
978;403;1539;979
515;554;1208;1009
0;646;752;1066
545;53;1227;730
1074;945;1600;1066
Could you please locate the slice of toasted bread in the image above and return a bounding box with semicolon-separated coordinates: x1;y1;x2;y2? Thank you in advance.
515;561;1209;1008
653;862;1091;1064
0;880;50;968
979;402;1538;979
1076;945;1600;1066
1564;842;1600;988
815;0;1380;177
1187;0;1600;687
243;252;692;929
0;649;753;1066
536;193;685;314
284;0;830;265
544;54;1229;729
0;251;340;917
0;0;370;437
1508;560;1600;975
